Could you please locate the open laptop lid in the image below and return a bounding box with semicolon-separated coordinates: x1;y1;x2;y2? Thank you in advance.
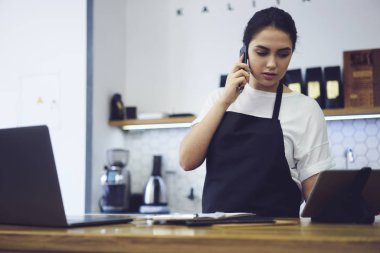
0;125;68;227
301;169;380;218
0;125;132;227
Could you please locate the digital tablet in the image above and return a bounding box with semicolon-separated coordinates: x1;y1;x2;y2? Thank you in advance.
301;169;380;218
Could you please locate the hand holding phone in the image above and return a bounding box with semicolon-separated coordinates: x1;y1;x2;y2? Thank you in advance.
220;46;250;105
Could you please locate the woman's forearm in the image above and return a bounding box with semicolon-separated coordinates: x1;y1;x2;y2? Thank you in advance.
180;56;249;171
302;173;319;201
179;100;230;171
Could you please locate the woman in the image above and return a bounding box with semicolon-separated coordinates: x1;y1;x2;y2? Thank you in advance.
179;7;335;217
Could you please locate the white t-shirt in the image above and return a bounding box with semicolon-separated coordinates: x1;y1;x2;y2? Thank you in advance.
193;85;335;188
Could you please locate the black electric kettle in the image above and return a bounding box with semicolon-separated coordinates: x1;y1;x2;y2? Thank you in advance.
139;155;170;214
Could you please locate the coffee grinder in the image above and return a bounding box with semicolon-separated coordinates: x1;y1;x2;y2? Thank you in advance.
99;149;131;213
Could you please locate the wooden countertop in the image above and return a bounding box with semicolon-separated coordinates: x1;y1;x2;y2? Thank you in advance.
1;217;380;253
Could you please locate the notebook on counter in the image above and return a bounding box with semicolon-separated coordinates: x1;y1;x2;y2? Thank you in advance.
147;212;276;226
0;125;133;228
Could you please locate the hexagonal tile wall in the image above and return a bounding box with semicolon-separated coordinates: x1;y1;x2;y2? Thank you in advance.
122;118;380;213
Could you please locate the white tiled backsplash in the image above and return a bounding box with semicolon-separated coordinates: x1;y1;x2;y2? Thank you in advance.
124;118;380;213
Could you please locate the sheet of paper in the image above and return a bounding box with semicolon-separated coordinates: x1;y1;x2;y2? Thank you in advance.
19;74;61;129
150;212;255;221
0;91;18;128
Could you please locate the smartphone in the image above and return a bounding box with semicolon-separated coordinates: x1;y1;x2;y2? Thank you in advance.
240;45;248;64
238;45;248;93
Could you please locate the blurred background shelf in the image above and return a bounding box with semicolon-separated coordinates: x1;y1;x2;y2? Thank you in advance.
109;108;380;130
109;116;196;130
323;107;380;120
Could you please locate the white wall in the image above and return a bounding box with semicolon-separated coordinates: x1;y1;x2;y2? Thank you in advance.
91;0;127;212
0;0;87;214
124;0;380;115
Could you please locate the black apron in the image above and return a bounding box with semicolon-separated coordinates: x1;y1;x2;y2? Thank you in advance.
202;84;301;217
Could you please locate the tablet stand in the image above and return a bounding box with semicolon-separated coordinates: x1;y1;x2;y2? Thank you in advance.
311;167;375;224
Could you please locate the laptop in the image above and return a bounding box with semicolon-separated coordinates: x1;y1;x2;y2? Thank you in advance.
301;169;380;218
0;125;133;228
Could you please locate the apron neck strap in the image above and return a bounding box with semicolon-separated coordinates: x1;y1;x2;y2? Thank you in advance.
272;84;283;119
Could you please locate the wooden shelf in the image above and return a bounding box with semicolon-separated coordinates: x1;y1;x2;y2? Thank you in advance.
323;107;380;116
109;116;196;130
109;107;380;130
323;107;380;120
